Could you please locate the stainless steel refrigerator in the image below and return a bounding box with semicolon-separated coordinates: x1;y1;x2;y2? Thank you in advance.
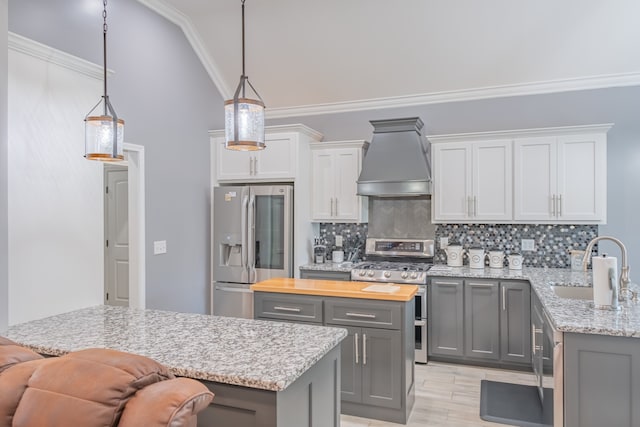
212;185;293;318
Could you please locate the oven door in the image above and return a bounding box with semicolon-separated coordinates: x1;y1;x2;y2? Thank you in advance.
414;285;428;363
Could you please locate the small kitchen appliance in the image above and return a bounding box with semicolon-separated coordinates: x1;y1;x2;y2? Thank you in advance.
352;238;434;364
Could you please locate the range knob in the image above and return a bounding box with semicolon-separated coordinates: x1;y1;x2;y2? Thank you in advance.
401;271;409;279
383;271;391;278
367;270;375;277
410;272;418;279
359;270;366;277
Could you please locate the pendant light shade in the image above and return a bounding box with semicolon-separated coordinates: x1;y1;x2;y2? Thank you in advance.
85;0;124;162
224;0;265;151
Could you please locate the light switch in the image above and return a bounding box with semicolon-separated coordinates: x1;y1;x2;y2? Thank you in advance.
154;240;167;255
335;235;343;247
440;237;448;248
521;239;535;251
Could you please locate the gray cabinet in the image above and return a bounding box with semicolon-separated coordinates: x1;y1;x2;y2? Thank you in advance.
564;332;640;427
299;269;351;281
500;281;531;364
464;280;500;360
429;278;464;357
429;276;531;368
254;293;323;324
254;293;414;424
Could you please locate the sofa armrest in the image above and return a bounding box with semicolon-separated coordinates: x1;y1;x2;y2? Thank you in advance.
118;377;213;427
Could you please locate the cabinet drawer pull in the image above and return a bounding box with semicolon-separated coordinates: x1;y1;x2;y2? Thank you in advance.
502;287;506;311
273;306;302;313
468;282;494;288
345;312;376;319
435;281;460;286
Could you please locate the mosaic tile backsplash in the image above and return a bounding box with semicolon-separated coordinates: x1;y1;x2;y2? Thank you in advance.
434;224;598;268
319;222;598;268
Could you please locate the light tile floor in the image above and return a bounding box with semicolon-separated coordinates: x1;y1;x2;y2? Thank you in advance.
341;361;539;427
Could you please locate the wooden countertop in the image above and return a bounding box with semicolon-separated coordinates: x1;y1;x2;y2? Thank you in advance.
251;278;418;302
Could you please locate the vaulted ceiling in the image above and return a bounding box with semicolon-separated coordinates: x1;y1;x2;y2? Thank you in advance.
140;0;640;120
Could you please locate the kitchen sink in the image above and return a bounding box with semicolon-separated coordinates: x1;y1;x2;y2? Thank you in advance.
551;285;593;300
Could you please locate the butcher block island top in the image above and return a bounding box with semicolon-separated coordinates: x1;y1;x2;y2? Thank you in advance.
4;305;346;392
251;278;418;301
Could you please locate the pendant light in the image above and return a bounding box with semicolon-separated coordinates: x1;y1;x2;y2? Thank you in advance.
224;0;265;151
84;0;124;161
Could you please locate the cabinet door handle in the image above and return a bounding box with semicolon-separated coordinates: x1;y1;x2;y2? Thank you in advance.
551;194;557;217
502;287;506;311
558;194;562;217
354;332;359;365
273;306;302;313
330;198;334;216
532;324;535;353
363;333;367;365
346;312;376;319
467;196;472;217
249;157;253;175
335;198;339;216
474;196;478;217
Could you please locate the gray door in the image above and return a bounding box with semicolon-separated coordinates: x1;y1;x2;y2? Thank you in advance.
500;281;531;363
464;280;500;360
429;278;464;357
104;166;129;306
340;326;362;403
213;186;250;284
361;328;402;409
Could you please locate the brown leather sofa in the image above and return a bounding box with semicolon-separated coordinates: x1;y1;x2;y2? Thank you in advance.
0;337;213;427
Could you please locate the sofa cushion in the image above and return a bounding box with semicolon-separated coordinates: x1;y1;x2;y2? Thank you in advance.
10;348;175;427
0;338;43;374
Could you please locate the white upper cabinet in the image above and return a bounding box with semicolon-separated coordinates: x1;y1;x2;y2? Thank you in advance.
310;140;369;223
212;126;322;182
431;124;610;224
514;132;607;223
432;139;512;222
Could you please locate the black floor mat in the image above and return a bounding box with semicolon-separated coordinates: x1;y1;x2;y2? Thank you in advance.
479;380;553;427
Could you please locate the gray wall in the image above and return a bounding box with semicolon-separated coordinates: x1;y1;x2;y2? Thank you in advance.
1;0;8;332
9;0;224;314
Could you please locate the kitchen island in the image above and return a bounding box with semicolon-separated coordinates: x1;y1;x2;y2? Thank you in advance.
252;278;417;424
4;305;347;427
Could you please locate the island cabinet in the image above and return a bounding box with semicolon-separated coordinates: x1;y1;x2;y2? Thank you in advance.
429;277;531;368
563;333;640;427
254;292;415;424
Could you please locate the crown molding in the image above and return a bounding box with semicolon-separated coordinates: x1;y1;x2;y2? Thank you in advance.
8;32;111;80
427;123;614;143
265;72;640;119
136;0;231;100
209;124;324;142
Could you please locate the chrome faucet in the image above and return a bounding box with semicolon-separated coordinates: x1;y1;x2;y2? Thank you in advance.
582;236;632;301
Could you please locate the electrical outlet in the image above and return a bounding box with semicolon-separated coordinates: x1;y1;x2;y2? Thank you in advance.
521;239;535;251
335;235;343;247
154;240;167;255
440;237;449;248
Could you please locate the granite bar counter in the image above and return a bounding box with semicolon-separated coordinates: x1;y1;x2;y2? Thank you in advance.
5;305;347;427
427;265;640;338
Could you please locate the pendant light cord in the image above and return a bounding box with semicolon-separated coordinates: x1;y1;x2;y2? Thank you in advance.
241;0;246;98
103;0;109;115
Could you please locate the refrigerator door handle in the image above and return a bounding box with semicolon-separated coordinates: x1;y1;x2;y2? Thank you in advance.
247;193;256;275
241;195;249;268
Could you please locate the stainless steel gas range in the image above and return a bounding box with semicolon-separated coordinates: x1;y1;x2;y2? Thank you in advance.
351;238;434;364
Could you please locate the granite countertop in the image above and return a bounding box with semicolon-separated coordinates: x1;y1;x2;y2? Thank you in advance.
4;305;347;391
251;278;418;302
427;265;640;338
299;262;357;272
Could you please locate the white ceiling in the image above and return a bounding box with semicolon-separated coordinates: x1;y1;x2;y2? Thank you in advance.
141;0;640;118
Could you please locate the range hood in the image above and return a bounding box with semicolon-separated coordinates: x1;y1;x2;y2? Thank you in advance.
357;117;432;197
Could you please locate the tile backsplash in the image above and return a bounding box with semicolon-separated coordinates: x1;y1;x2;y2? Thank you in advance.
319;222;598;268
434;224;598;268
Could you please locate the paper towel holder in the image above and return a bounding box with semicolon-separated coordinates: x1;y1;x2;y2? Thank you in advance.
582;236;633;303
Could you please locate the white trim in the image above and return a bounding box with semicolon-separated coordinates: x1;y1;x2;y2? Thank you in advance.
209;123;324;142
428;123;614;143
123;143;146;310
136;0;231;99
265;73;640;119
8;32;113;81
